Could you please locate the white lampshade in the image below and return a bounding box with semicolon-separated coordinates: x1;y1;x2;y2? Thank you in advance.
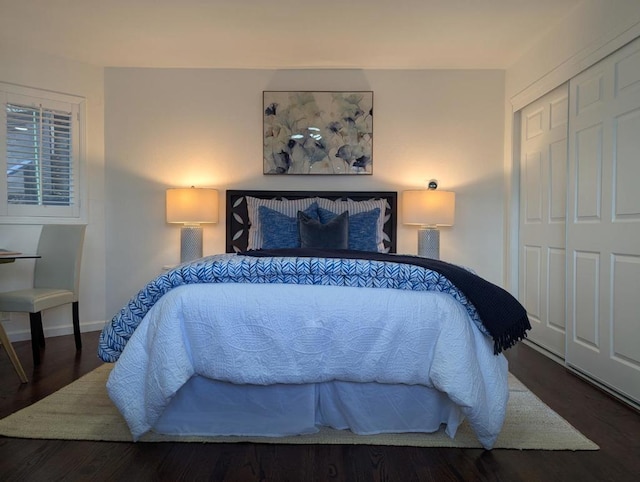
402;190;455;227
403;189;455;260
166;187;219;224
166;187;219;263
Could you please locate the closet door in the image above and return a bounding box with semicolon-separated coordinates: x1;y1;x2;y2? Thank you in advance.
567;37;640;405
519;84;569;358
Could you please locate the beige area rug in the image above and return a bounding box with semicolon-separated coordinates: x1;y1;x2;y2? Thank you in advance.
0;364;598;450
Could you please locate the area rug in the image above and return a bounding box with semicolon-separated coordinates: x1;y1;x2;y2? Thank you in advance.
0;364;598;450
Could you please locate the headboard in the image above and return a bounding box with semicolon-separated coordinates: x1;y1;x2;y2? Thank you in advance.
226;190;398;253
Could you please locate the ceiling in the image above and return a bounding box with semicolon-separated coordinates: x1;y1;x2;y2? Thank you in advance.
0;0;584;69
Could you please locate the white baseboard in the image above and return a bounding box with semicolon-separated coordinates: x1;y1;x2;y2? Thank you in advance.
523;340;640;412
566;364;640;413
522;339;565;366
6;320;105;343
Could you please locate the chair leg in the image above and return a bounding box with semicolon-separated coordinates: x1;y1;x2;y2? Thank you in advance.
29;312;44;365
36;316;45;348
72;301;82;350
0;322;28;383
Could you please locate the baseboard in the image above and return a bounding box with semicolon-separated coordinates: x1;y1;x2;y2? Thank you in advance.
523;340;640;413
565;364;640;413
6;320;105;343
522;339;565;366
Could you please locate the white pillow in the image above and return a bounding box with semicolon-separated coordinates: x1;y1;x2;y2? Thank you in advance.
246;196;319;250
316;197;388;252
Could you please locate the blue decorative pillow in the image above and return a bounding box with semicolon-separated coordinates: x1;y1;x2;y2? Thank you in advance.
318;206;380;252
246;196;320;249
259;203;319;249
298;210;349;249
316;198;387;252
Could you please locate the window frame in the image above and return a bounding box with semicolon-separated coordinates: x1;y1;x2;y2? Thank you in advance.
1;82;86;224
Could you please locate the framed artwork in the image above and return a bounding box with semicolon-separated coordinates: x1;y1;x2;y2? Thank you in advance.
263;91;373;175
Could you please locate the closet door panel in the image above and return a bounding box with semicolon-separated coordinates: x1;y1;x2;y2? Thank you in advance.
519;83;569;357
572;251;600;350
524;151;543;222
574;124;603;221
547;248;566;332
523;246;541;319
549;140;567;221
567;37;640;405
614;108;640;218
611;255;640;367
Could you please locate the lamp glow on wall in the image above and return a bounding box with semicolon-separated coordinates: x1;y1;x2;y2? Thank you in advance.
403;181;455;259
166;187;219;263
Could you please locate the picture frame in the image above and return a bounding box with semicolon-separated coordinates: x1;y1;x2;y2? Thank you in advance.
263;91;373;175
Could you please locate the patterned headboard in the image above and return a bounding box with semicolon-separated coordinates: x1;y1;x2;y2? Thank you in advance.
226;190;398;253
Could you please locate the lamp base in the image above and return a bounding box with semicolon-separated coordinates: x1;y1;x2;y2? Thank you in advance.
180;225;203;263
417;227;440;259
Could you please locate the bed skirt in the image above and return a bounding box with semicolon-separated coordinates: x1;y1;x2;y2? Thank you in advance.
154;376;464;439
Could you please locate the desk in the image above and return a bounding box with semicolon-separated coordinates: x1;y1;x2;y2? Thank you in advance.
0;250;37;383
0;253;41;264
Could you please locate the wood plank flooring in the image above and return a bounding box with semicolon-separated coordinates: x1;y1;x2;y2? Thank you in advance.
1;331;639;481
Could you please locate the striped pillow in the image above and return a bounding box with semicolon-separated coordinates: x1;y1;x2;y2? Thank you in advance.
246;196;319;249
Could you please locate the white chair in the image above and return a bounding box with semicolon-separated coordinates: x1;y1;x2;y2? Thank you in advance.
0;225;86;366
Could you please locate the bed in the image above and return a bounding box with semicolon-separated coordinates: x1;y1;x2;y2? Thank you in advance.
98;190;530;449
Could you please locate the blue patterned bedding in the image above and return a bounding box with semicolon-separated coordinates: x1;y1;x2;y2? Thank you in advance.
98;253;492;363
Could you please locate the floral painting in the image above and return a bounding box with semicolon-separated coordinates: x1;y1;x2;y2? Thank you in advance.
263;91;373;175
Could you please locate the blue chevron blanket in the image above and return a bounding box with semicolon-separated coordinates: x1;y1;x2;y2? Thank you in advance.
98;252;515;362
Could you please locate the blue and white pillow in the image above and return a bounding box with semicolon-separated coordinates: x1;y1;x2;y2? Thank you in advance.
246;196;319;249
259;203;319;249
316;197;387;252
318;206;380;252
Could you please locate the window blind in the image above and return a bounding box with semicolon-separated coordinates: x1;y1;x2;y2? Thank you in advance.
5;103;74;208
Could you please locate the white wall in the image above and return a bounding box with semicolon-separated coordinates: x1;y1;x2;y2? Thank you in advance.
502;0;640;290
105;68;506;316
8;0;636;340
507;0;640;106
0;44;106;340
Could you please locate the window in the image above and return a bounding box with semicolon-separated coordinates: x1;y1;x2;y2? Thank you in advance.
1;83;84;220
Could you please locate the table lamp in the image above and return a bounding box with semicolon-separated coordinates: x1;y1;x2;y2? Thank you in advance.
403;182;455;259
166;187;219;262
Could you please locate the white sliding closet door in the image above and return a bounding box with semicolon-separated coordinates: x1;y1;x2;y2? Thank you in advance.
519;84;569;358
566;37;640;404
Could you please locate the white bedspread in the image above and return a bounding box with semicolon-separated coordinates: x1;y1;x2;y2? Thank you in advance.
107;283;508;448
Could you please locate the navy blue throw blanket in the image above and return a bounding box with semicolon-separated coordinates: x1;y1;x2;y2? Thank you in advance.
242;248;530;354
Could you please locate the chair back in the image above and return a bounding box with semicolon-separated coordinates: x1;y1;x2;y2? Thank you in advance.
33;225;86;301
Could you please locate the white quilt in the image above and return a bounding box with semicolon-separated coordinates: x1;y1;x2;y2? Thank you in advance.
107;282;508;448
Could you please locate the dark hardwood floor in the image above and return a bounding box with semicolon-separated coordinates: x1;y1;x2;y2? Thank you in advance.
1;331;639;481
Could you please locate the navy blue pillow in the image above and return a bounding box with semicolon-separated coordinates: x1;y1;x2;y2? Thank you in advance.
259;202;319;249
298;210;349;249
317;206;380;252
